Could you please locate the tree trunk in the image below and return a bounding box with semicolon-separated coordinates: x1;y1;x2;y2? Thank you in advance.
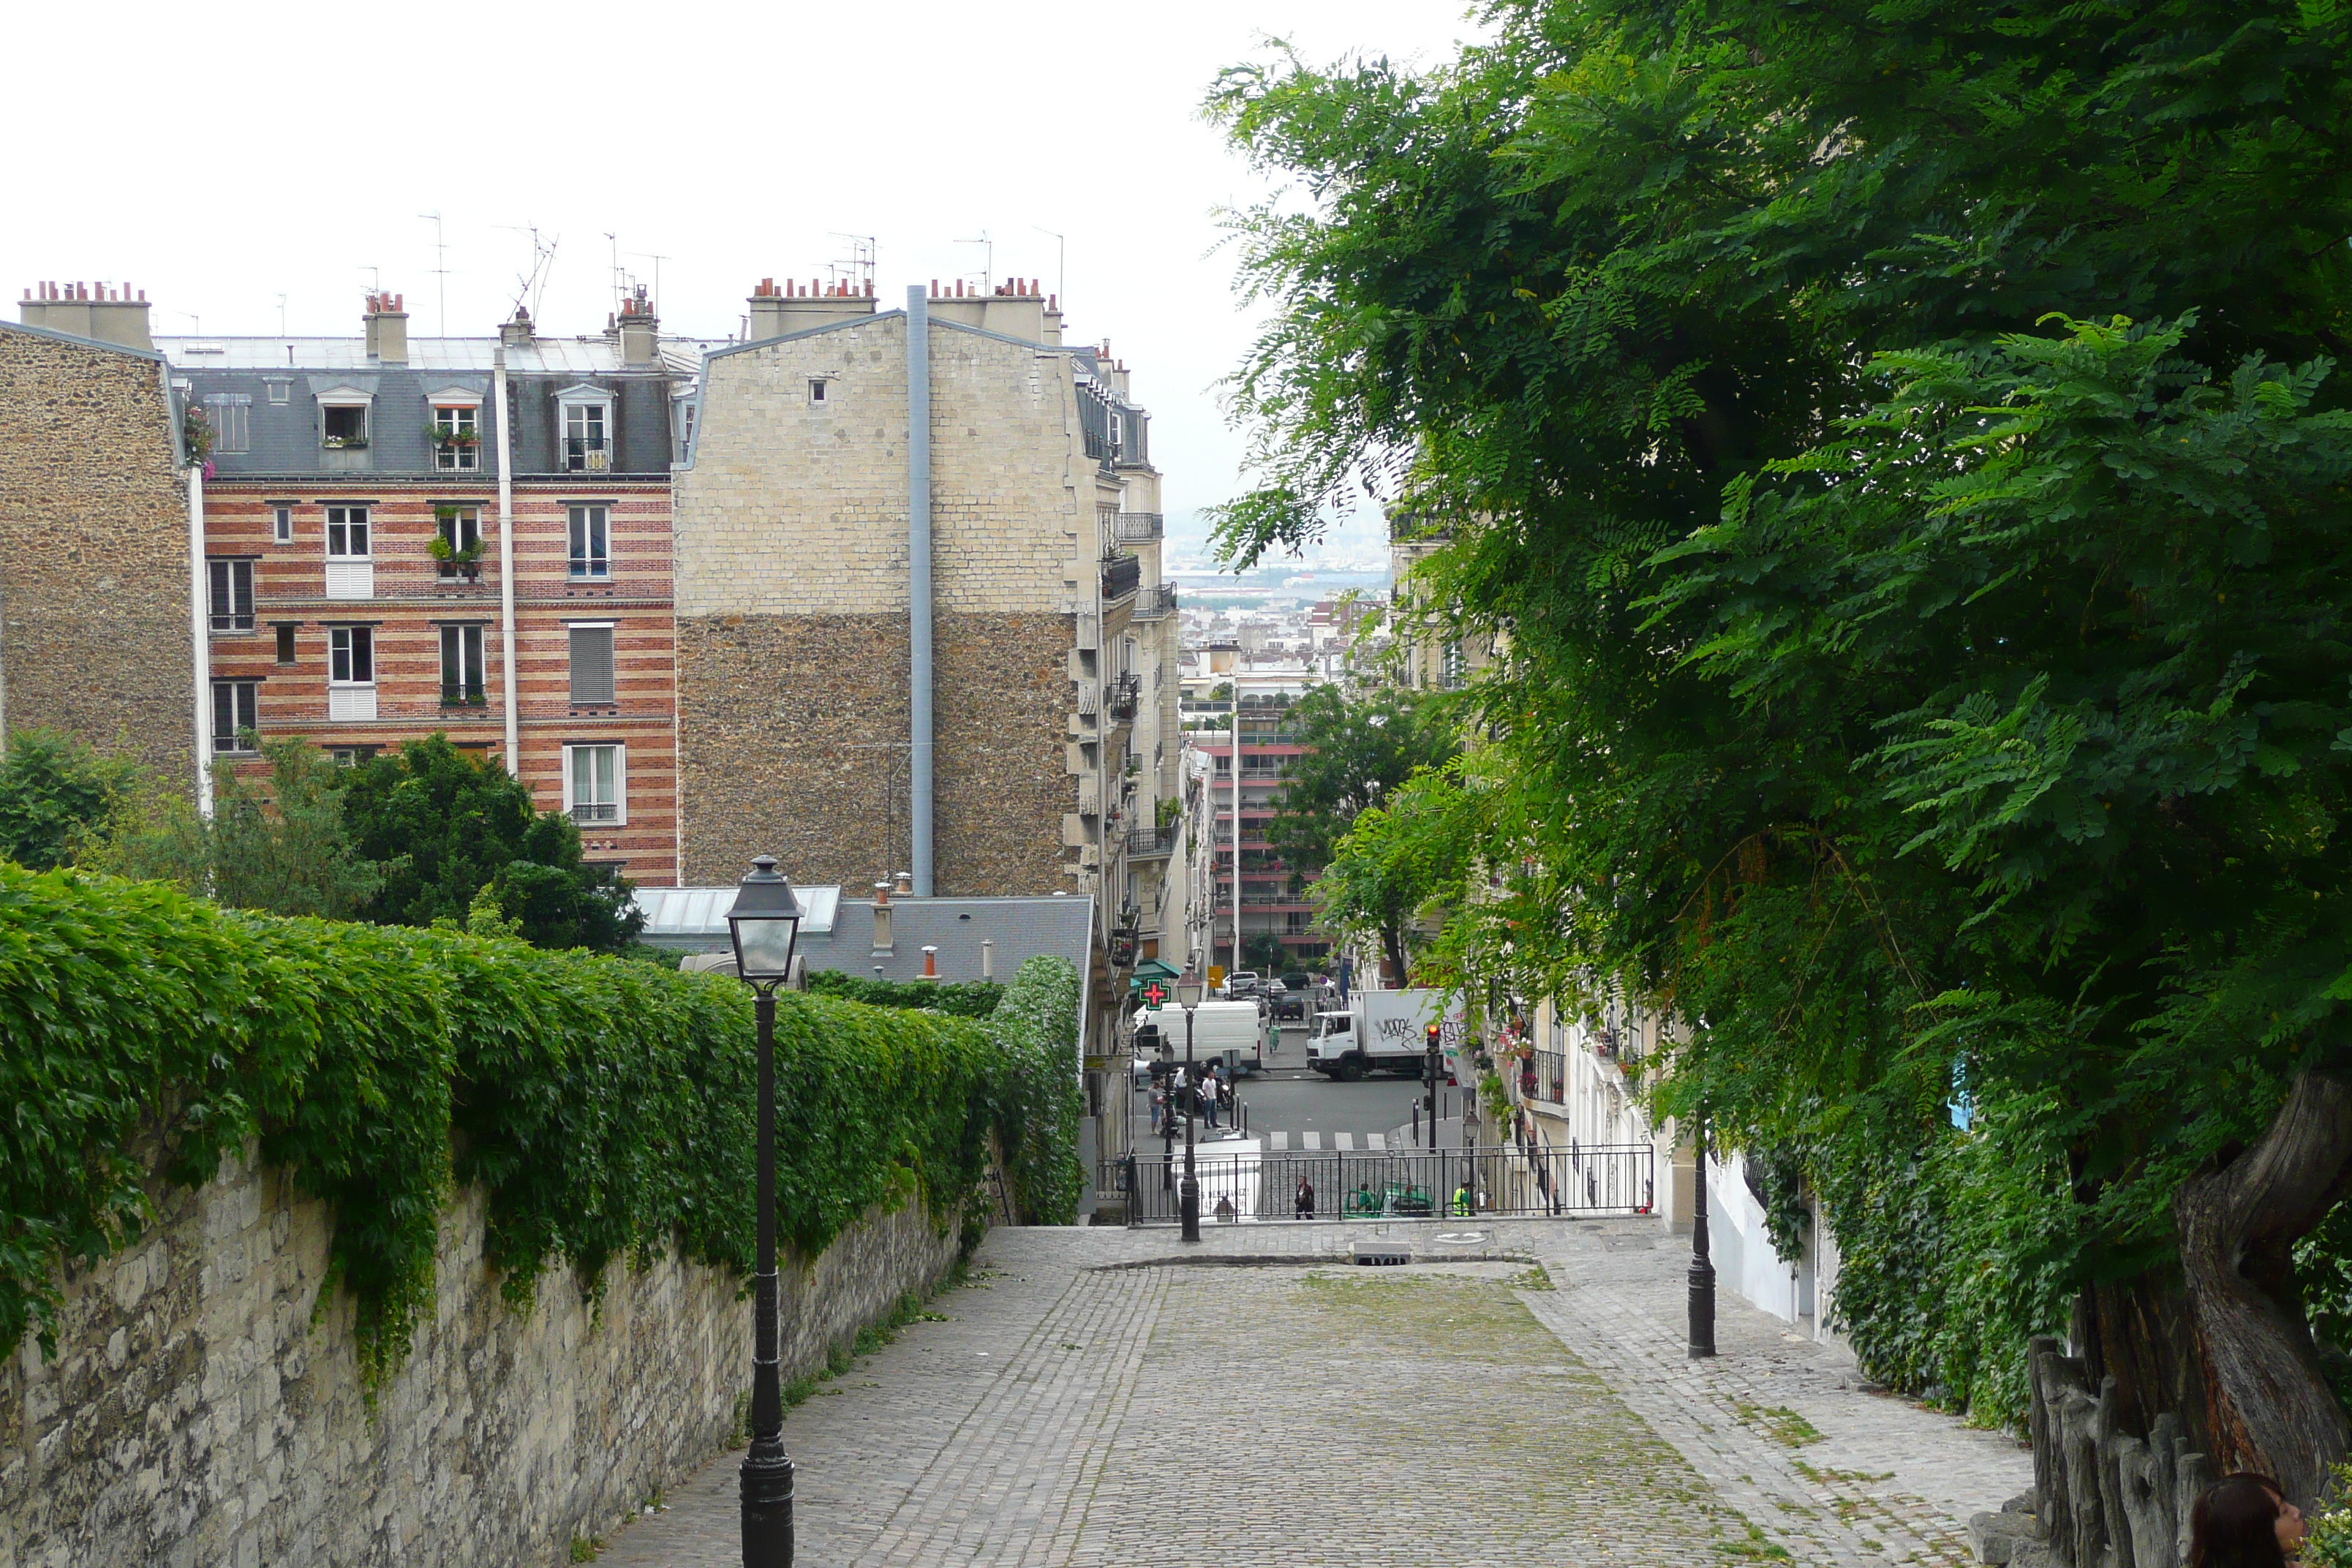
1380;923;1409;989
2173;1068;2352;1507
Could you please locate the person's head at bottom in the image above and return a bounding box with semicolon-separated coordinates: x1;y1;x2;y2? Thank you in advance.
2190;1474;2305;1567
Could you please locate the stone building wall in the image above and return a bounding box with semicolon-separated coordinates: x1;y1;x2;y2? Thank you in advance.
674;314;1083;892
0;323;193;788
0;1146;963;1568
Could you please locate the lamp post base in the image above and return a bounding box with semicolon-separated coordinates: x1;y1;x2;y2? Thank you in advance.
739;1438;794;1565
1686;1257;1717;1359
1179;1175;1201;1242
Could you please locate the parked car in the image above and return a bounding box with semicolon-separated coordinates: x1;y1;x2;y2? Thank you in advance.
1267;979;1312;1022
1221;970;1261;1000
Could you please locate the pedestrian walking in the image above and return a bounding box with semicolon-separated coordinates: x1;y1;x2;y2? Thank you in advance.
2189;1474;2304;1567
1294;1174;1316;1218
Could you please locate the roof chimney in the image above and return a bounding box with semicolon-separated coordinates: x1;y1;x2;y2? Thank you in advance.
746;274;875;340
364;292;408;365
894;870;914;899
870;881;894;957
919;945;939;982
981;938;995;981
18;279;154;351
619;285;659;367
500;304;535;349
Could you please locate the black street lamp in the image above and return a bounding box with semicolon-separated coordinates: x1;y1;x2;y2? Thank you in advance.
1176;968;1204;1241
725;854;807;1568
1687;1106;1717;1360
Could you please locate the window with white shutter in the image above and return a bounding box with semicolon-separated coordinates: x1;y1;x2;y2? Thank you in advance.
568;623;615;706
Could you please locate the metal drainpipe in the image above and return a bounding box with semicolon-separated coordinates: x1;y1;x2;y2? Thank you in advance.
1230;682;1241;980
494;351;519;775
906;286;934;896
188;465;212;818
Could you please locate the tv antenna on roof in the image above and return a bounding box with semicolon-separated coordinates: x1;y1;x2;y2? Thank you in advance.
418;211;449;336
955;230;992;293
497;225;559;323
1032;226;1064;307
628;250;671;314
828;233;875;295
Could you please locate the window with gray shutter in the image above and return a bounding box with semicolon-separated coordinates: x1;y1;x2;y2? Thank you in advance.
569;625;615;706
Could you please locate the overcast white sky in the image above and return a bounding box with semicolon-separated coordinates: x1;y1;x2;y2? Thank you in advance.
4;1;1485;549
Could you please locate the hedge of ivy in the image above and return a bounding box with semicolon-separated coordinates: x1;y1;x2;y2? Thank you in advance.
803;970;1004;1018
0;864;1082;1381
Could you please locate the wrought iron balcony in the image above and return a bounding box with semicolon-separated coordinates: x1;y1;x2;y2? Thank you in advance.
1100;551;1141;603
1112;511;1163;543
1131;582;1177;620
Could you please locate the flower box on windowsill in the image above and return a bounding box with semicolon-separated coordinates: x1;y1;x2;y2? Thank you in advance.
440;687;489;708
321;437;369;451
437;567;483;585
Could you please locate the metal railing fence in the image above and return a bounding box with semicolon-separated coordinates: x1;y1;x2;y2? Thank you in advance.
1099;1142;1654;1225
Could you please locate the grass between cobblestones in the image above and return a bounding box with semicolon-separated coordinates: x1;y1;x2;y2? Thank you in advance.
1071;1263;1771;1564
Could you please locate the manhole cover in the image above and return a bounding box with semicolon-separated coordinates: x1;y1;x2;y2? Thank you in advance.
1434;1231;1488;1245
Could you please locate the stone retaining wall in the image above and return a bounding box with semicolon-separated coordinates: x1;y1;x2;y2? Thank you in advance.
0;1145;963;1568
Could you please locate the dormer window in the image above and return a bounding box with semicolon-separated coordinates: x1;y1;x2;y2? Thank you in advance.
431;404;479;471
557;388;613;472
316;387;374;470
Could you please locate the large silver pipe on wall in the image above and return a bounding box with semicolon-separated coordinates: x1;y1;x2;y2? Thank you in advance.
907;287;935;896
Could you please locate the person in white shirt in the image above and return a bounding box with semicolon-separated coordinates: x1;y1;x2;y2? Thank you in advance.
1200;1066;1221;1128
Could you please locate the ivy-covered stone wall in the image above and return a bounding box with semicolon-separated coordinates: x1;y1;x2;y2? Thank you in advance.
0;1152;959;1568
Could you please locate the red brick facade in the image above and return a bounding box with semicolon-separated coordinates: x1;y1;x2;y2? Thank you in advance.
201;476;679;884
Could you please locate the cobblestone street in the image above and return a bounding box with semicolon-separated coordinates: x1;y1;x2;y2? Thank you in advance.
596;1220;2027;1567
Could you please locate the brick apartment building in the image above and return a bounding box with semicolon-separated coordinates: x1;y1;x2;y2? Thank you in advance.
148;290;712;885
673;276;1184;968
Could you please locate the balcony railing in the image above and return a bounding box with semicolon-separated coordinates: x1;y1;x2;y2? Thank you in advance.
440;682;488;706
563;437;611;473
1131;582;1177;620
1112;512;1163;543
1101;552;1141;603
1107;673;1140;723
1529;1049;1567;1105
1128;823;1177;858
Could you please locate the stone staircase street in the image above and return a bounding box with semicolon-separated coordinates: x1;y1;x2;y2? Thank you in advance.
593;1218;2028;1567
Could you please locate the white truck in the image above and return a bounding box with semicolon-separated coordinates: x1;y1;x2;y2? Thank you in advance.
1305;990;1457;1081
1131;1000;1267;1079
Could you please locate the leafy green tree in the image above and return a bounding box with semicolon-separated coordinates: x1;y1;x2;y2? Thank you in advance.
1207;0;2352;1493
1313;762;1479;987
0;731;135;870
1264;685;1455;902
80;737;385;919
342;734;642;952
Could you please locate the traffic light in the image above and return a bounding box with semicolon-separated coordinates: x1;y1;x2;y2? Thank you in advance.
1425;1023;1441;1049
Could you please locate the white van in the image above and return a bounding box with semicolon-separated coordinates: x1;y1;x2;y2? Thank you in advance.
1133;1000;1266;1076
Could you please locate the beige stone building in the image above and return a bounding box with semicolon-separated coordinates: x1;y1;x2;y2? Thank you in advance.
671;275;1184;994
0;295;198;793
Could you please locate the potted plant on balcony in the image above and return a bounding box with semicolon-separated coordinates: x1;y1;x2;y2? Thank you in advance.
428;530;486;581
427;421;481;446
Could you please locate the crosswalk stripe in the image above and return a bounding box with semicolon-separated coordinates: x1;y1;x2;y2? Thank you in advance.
1334;1132;1354;1151
1300;1131;1322;1151
1367;1133;1387;1150
1267;1131;1289;1151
